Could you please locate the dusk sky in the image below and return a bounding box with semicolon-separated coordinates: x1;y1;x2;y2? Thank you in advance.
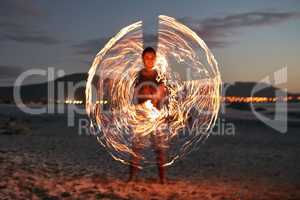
1;0;300;92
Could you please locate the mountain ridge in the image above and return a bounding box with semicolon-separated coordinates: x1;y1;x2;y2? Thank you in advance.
0;73;297;103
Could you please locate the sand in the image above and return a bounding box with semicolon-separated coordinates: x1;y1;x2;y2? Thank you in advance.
0;103;299;199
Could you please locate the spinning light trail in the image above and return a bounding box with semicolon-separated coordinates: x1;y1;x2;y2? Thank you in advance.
86;15;222;168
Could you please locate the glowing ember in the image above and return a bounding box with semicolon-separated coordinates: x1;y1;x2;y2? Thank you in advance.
85;15;222;168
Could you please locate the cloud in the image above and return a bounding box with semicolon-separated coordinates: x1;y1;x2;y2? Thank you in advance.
72;38;110;55
0;65;23;79
0;23;61;45
0;0;41;18
178;11;300;48
0;33;60;45
72;34;157;56
180;11;300;31
0;0;60;45
72;11;300;54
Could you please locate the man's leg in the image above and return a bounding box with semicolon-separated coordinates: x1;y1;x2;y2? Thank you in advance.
154;134;166;184
128;139;141;181
157;145;165;184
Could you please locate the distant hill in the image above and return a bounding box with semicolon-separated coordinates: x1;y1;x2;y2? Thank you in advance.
0;73;297;104
0;73;88;103
223;82;292;97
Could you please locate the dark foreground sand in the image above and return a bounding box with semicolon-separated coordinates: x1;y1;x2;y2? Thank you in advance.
0;104;300;199
0;151;299;200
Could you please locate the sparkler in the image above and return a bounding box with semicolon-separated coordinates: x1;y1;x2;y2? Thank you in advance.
86;15;222;168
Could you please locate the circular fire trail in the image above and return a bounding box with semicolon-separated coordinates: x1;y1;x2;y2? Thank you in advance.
86;15;222;168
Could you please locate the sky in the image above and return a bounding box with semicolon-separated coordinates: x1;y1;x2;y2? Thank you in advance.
0;0;300;92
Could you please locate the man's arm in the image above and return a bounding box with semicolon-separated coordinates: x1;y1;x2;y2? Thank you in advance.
154;83;168;109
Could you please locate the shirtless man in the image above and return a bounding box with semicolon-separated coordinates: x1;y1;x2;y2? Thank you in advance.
129;47;168;184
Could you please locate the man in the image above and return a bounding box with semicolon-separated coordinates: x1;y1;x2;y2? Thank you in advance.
129;46;168;184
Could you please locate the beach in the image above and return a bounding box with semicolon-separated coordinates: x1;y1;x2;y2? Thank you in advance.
0;103;299;200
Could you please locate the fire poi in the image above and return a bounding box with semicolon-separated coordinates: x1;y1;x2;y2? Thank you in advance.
85;15;222;169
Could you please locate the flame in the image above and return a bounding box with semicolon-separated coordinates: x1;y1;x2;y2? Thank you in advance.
144;100;160;119
85;15;222;168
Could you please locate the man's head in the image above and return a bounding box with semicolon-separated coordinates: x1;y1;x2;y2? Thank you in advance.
142;47;156;70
